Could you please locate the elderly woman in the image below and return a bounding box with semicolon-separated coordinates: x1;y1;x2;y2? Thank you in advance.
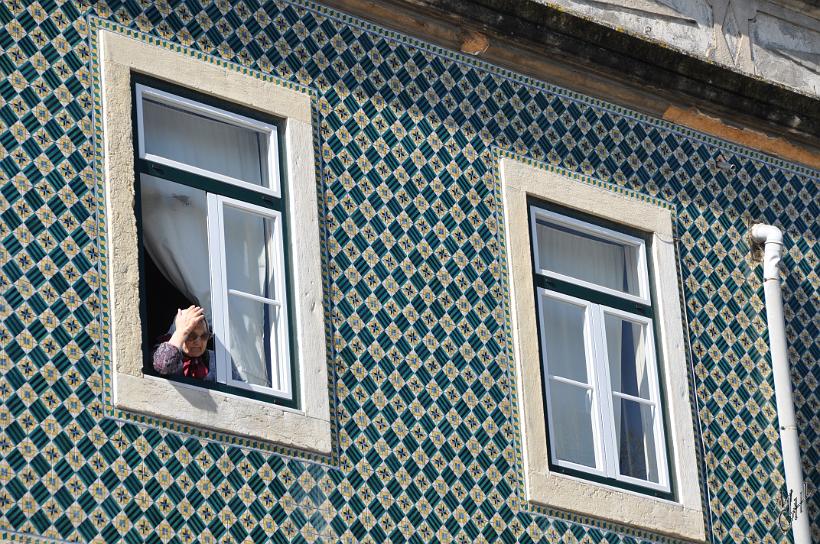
153;305;215;381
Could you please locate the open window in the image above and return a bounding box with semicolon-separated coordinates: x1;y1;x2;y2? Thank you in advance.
99;29;330;454
135;81;294;405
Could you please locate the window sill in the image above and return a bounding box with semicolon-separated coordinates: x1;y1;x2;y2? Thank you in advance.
143;370;298;409
526;469;705;540
114;372;332;455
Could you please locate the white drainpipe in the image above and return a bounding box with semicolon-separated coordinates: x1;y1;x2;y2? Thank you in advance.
750;224;810;544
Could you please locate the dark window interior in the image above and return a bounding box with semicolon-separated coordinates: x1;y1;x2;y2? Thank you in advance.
142;250;194;371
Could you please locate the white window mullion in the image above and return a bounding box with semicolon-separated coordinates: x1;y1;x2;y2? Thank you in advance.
581;299;608;475
636;243;651;302
590;303;619;479
207;194;230;384
270;210;289;396
654;404;670;490
135;86;147;160
643;323;670;490
267;126;281;198
268;202;288;397
612;390;656;406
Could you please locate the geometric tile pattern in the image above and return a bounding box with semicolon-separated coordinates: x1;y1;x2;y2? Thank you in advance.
0;1;816;543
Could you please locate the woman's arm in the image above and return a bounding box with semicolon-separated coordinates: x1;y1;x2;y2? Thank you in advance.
168;306;205;349
152;342;183;375
153;306;205;376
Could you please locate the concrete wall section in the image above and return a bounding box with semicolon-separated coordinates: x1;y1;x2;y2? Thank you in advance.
539;0;820;97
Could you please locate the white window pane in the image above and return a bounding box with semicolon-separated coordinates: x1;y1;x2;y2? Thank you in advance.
227;293;282;389
222;205;278;300
535;219;641;297
604;314;651;399
613;398;660;483
139;174;212;321
541;295;588;383
548;381;597;468
142;98;270;188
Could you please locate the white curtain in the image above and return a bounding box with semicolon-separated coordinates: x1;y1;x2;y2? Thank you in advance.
142;98;267;187
140;174;212;322
536;221;638;295
223;205;277;389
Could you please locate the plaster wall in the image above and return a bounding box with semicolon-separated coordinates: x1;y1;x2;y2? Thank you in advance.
539;0;820;97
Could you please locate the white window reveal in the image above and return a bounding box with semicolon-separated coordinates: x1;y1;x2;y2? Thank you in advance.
135;82;294;404
530;205;670;495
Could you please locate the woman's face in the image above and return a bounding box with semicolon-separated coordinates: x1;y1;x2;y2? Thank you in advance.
181;322;209;358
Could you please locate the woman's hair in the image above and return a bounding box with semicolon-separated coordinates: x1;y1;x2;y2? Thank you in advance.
191;316;210;332
166;310;211;337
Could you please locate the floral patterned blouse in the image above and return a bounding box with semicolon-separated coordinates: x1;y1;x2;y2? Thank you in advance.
152;342;216;381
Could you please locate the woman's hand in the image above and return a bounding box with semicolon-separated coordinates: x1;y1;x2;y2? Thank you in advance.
169;305;205;348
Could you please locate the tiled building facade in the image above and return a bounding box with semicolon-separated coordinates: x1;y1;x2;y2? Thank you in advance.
0;1;817;543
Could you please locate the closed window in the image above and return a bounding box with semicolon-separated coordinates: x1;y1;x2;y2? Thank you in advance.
500;157;704;539
530;203;670;496
135;81;295;405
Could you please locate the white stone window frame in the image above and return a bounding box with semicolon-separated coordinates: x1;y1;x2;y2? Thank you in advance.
500;157;706;541
99;29;332;456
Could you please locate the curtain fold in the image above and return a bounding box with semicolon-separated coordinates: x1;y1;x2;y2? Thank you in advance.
140;174;212;323
223;206;275;388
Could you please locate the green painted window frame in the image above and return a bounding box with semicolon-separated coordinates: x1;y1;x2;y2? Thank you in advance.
131;73;299;410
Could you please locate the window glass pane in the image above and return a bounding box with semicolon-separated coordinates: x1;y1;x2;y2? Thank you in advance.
222;205;278;301
139;174;212;327
541;295;588;383
535;219;641;297
142;97;270;188
548;381;597;468
613;397;660;483
227;293;283;389
604;314;651;399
